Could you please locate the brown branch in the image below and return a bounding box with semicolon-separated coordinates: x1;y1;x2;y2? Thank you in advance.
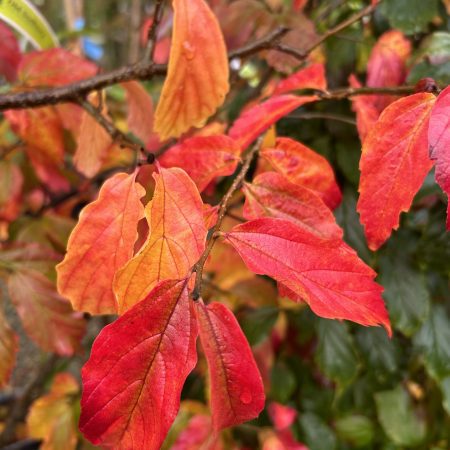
191;137;262;300
143;0;167;63
320;85;416;99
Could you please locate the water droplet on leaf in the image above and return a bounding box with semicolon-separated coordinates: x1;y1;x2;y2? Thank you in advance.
182;41;196;60
240;391;252;404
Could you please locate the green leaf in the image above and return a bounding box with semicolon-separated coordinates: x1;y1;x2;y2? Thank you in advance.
299;413;337;450
440;376;450;416
239;306;278;346
335;415;375;447
380;0;439;34
379;246;430;337
413;305;450;381
356;327;398;377
375;386;427;447
270;363;297;403
316;320;359;389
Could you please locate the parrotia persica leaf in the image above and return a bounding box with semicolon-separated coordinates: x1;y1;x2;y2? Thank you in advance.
8;269;86;355
159;135;241;192
242;171;343;239
80;279;198;450
262;137;342;209
154;0;229;140
428;85;450;229
228;95;318;150
0;308;17;388
114;166;207;313
223;218;391;334
57;172;145;315
195;301;265;431
273;63;327;96
357;93;436;250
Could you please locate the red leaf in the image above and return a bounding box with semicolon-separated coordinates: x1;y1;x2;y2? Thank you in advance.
273;64;327;96
172;414;222;450
357;93;435;250
154;0;229;140
195;301;265;431
0;308;17;388
0;161;23;224
267;402;297;431
57;172;145;315
242;172;342;239
80;279;198;450
428;85;450;229
18;48;97;87
159;135;241;192
123;81;154;144
8;269;86;355
114;167;207;313
262;137;341;209
348;74;380;143
0;22;21;82
229;95;318;150
223;218;391;334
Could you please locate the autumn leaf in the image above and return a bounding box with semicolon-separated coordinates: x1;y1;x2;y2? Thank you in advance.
57;172;145;315
159;135;241;192
0;22;21;82
123;81;154;144
223;218;391;334
228;95;318;150
18;48;97;87
8;269;86;355
0;307;17;388
262;137;342;209
154;0;229;140
267;402;298;431
428;85;450;229
27;373;79;450
172;414;222;450
357;93;435;250
273;63;327;96
0;161;23;229
114;166;207;313
196;301;265;430
242;171;343;239
80;279;198;450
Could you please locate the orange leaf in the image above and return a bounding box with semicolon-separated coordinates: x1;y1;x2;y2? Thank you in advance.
159;135;241;191
243;172;342;239
262;137;342;209
223;218;391;334
57;172;145;315
8;269;86;355
154;0;229;140
27;373;79;450
273;63;327;96
196;301;265;430
0;308;17;388
114;167;207;313
123;81;154;144
0;161;23;224
80;279;198;450
229;95;318;150
357;93;435;250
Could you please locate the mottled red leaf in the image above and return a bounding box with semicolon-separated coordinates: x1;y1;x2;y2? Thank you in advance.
358;93;435;250
80;279;198;450
123;81;154;144
0;22;21;82
159;135;241;192
154;0;229;140
428;85;450;229
172;414;222;450
243;172;342;239
0;308;17;388
273;64;327;96
18;48;97;87
57;172;145;315
262;137;341;209
114;167;207;313
8;269;86;355
0;161;23;224
196;301;265;431
223;218;391;334
229;95;318;150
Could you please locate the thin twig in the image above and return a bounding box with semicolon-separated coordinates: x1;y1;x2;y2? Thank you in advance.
143;0;167;63
287;111;356;125
191;138;262;300
320;84;416;100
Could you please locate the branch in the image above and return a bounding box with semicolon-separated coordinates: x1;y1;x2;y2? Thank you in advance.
191;137;262;300
143;0;167;63
320;84;416;99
